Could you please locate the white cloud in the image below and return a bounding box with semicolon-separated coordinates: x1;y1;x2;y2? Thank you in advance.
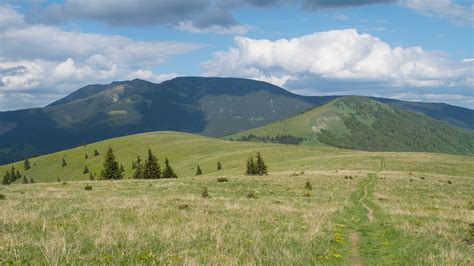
176;21;249;35
125;70;179;83
203;29;472;89
400;0;474;24
0;5;203;110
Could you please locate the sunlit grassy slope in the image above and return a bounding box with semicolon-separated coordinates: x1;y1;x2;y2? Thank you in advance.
0;131;473;264
227;96;474;155
1;131;473;183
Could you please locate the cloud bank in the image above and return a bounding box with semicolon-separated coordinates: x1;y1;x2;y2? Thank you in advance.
203;29;473;107
0;5;203;110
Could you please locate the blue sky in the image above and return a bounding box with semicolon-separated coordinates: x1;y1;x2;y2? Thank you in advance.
0;0;473;110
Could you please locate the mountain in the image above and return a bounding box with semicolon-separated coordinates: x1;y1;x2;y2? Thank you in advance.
228;96;474;156
1;77;473;164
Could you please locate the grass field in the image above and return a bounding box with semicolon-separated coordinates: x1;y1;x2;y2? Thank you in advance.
1;132;473;264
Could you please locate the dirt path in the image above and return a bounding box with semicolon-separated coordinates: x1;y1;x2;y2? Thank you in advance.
359;174;375;223
349;231;362;266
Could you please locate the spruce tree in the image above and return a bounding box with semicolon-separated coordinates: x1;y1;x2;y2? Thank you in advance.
217;161;222;170
132;161;137;170
89;173;94;181
143;149;161;179
15;169;21;181
62;158;67;167
29;177;35;183
85;153;89;159
2;172;9;185
120;164;125;174
24;158;31;170
100;146;123;180
132;156;144;179
196;165;203;176
162;158;177;178
255;152;267;175
22;175;28;184
94;150;100;156
83;166;89;174
245;156;257;175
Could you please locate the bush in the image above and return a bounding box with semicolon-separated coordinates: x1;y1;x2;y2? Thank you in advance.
84;184;93;190
247;191;257;199
303;192;311;197
217;177;229;182
178;204;189;210
201;187;209;198
0;193;5;200
305;180;312;190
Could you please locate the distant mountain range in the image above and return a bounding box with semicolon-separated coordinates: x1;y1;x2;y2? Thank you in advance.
228;96;474;156
0;77;473;164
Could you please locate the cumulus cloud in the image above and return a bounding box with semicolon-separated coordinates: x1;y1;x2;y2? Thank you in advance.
0;5;203;110
203;29;474;107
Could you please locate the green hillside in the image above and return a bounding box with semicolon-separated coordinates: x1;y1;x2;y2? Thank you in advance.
1;131;473;184
1;131;473;264
228;96;474;155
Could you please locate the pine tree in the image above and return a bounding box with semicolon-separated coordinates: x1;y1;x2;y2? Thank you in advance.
94;150;100;156
89;173;94;181
24;158;31;170
120;164;125;174
62;158;67;167
196;165;203;176
162;158;177;178
132;156;144;179
83;166;89;174
22;175;28;184
15;169;21;181
85;153;89;159
143;149;161;179
217;161;222;170
100;146;123;180
29;177;35;183
132;160;137;170
255;152;267;175
2;172;9;185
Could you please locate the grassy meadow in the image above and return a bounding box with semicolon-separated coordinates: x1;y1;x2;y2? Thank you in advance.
0;132;473;264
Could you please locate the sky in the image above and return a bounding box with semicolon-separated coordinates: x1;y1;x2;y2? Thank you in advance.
0;0;473;111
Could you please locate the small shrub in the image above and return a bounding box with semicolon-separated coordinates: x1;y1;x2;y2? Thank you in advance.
0;193;5;200
217;177;228;182
178;204;189;210
420;176;425;180
196;165;203;176
447;180;452;184
62;181;68;185
303;192;311;197
305;180;312;190
201;187;209;198
247;191;257;199
299;171;305;175
84;184;93;190
409;179;413;182
468;201;474;210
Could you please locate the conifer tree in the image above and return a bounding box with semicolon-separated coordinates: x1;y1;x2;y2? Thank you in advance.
100;146;123;180
255;152;267;175
217;161;222;170
196;165;203;176
94;150;100;156
132;160;137;170
2;172;9;185
15;169;21;181
83;166;89;174
144;149;161;179
162;158;177;178
245;156;257;175
24;158;31;170
29;177;35;183
132;156;144;179
85;153;89;159
120;164;125;174
22;175;28;184
62;158;67;167
89;173;94;181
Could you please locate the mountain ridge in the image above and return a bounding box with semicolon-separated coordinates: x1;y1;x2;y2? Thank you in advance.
0;77;473;164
